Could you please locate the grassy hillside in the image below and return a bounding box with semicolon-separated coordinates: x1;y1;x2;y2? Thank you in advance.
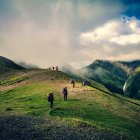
0;69;140;140
61;64;111;94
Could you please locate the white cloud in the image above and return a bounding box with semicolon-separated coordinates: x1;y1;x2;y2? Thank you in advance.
110;34;140;45
80;17;140;46
78;16;140;66
80;20;120;43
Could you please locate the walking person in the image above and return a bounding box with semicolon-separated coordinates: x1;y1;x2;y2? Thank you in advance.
71;79;75;88
48;92;54;108
62;87;68;101
82;80;86;87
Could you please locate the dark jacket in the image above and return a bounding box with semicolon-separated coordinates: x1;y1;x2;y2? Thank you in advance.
48;93;54;102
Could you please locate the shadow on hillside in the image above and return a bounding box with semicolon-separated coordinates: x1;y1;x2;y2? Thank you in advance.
0;115;45;140
0;114;131;140
93;86;140;107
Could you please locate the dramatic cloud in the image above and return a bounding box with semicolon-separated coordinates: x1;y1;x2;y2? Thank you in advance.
80;17;140;45
0;0;140;68
80;20;120;43
79;16;140;63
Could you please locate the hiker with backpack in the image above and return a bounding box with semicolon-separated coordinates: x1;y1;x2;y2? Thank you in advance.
82;80;86;87
71;79;75;88
62;87;68;101
48;92;54;108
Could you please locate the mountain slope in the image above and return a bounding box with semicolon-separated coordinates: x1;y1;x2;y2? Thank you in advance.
80;60;140;94
61;64;111;94
0;56;24;75
0;69;140;140
119;60;140;71
124;68;140;99
80;60;128;94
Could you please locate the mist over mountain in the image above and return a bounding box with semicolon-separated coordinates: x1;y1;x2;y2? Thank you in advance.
80;60;140;94
0;56;24;75
17;62;39;69
80;60;127;94
61;59;140;97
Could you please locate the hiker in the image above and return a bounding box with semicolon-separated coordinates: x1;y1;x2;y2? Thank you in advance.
56;66;58;71
52;66;54;71
82;80;86;87
48;92;54;108
62;87;68;101
71;79;75;88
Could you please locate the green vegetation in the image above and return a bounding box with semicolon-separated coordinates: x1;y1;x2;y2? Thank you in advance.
0;75;28;86
124;70;140;99
62;60;140;95
0;70;140;140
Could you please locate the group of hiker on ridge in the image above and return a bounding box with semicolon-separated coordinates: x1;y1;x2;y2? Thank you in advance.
48;79;86;109
49;66;58;71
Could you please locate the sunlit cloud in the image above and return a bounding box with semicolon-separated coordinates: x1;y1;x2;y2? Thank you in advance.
110;34;140;45
80;17;140;45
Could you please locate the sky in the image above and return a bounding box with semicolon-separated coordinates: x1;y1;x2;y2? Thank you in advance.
0;0;140;68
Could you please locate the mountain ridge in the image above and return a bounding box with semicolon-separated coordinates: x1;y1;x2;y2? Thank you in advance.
0;56;25;75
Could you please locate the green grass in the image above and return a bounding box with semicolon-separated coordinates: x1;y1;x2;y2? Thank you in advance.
0;70;140;139
0;75;28;86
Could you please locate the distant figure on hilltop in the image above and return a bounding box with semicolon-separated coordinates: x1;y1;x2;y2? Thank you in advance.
62;87;68;101
52;66;55;71
48;92;54;108
71;79;75;88
56;66;58;71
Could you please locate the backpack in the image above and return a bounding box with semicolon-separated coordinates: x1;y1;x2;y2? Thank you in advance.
63;88;67;95
48;93;53;101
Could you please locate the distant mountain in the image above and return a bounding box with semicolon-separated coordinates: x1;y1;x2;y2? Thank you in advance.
0;56;24;74
61;64;111;94
80;60;128;94
119;60;140;71
80;60;140;94
123;68;140;99
61;60;140;96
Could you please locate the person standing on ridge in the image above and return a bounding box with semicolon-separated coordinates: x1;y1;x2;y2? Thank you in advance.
56;66;58;71
62;87;68;101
